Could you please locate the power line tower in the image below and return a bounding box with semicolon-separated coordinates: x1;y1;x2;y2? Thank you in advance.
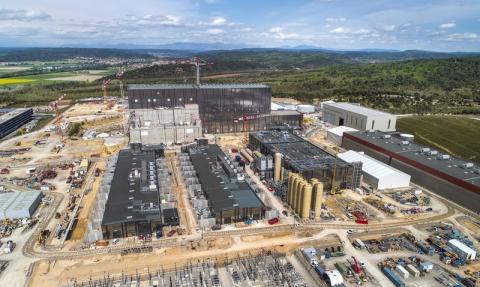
191;57;213;85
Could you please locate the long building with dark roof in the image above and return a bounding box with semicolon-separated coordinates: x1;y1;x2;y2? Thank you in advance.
0;108;33;139
187;144;265;224
128;84;302;134
101;146;167;239
342;131;480;212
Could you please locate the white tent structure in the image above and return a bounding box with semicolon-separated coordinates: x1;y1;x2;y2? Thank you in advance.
339;150;411;190
327;126;358;145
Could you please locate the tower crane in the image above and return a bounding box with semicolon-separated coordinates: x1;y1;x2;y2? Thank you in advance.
116;69;125;98
50;93;66;140
191;57;213;85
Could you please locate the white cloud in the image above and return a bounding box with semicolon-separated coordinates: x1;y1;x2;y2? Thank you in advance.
206;28;224;35
0;8;51;21
269;27;283;33
383;25;396;32
330;27;350;33
439;22;456;29
446;32;478;40
325;17;346;22
268;26;311;40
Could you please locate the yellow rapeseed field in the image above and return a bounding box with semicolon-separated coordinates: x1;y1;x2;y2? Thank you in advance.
0;78;34;85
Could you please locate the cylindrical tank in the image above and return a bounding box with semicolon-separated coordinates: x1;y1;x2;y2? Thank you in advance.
310;178;319;210
313;182;324;220
240;149;253;163
287;173;294;205
296;180;306;214
290;175;297;207
274;152;282;182
294;178;303;213
302;184;313;219
254;151;263;158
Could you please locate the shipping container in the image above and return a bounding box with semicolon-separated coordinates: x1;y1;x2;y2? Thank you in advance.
383;267;405;287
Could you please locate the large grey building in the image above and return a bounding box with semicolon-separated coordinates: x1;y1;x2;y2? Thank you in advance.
323;103;396;131
128;84;302;134
342;131;480;211
249;131;362;191
0;108;33;139
186;144;265;224
0;191;43;219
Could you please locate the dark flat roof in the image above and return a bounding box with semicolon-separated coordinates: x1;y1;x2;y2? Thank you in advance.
102;149;161;226
347;131;480;187
251;131;351;171
0;108;32;125
188;144;263;213
128;83;269;90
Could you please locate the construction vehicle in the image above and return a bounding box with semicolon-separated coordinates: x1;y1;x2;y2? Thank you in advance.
352;256;362;274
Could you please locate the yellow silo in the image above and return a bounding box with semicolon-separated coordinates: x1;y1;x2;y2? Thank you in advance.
302;183;313;219
313;182;324;220
296;180;306;215
293;177;303;212
289;174;298;207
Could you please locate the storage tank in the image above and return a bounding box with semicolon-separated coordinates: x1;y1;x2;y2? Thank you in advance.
313;181;324;220
287;173;294;205
290;174;299;207
274;152;282;182
296;180;306;214
302;184;312;219
240;149;253;163
297;104;315;114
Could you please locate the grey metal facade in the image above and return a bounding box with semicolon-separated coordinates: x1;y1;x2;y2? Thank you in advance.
128;84;302;134
0;108;33;138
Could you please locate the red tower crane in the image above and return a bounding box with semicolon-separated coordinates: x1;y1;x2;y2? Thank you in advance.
50;93;65;140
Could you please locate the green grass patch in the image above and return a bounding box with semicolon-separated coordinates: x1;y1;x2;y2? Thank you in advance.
397;115;480;162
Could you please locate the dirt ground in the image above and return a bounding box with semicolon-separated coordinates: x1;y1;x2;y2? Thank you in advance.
28;233;340;286
47;75;104;82
216;133;246;151
457;216;480;235
70;161;105;241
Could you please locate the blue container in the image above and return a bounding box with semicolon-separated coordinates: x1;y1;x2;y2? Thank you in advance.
383;267;405;287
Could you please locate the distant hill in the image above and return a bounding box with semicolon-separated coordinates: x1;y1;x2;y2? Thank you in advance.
0;47;155;62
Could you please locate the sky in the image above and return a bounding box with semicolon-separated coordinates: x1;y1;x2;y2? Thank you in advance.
0;0;479;51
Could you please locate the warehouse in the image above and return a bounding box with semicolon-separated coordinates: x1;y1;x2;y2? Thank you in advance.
0;108;33;138
187;144;265;224
101;145;170;239
339;150;411;190
342;131;480;211
128;84;302;134
447;239;476;260
249;130;362;191
0;191;43;219
326;126;358;146
323;102;396;131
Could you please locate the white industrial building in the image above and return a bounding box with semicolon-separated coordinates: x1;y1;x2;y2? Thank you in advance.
326;126;358;145
448;239;476;260
0;191;43;219
323;102;396;131
339;150;411;190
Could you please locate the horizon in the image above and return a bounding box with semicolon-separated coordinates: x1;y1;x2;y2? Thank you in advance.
1;0;479;52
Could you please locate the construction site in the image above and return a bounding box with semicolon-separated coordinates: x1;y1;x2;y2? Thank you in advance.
0;68;479;287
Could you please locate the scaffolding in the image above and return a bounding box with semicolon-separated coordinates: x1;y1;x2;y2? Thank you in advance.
84;154;118;243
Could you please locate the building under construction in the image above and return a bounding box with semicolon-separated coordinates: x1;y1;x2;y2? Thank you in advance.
249;130;362;191
96;143;178;239
181;143;265;225
127;84;302;135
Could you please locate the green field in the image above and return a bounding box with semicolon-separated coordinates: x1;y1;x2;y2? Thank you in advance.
0;69;114;86
397;116;480;162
